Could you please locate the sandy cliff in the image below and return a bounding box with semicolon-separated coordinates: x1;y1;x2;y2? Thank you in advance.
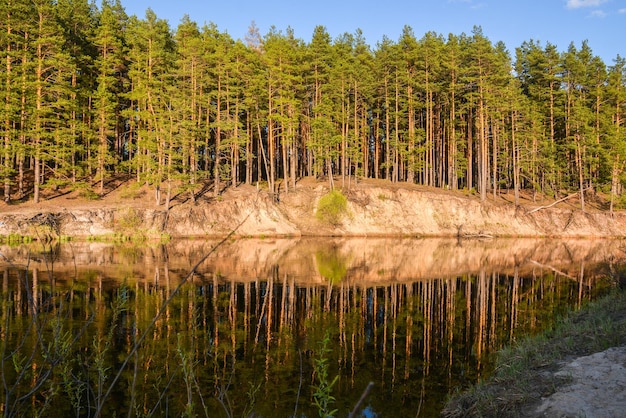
1;178;625;239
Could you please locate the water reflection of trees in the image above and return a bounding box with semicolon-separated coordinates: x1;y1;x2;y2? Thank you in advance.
0;253;615;417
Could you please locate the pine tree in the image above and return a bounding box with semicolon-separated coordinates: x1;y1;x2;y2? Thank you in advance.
461;27;509;202
30;0;74;203
0;0;31;201
373;36;400;182
204;23;235;197
563;41;598;211
350;29;374;185
262;27;303;194
515;40;565;195
242;23;265;185
223;40;252;189
398;26;419;184
56;0;98;186
329;31;357;188
441;33;464;190
604;56;626;213
125;9;175;205
305;25;335;181
418;31;445;187
173;16;206;202
93;0;128;194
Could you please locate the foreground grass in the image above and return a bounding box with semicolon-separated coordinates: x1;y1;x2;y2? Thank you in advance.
442;289;626;418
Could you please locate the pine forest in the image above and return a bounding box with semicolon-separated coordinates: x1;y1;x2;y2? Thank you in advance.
2;0;626;212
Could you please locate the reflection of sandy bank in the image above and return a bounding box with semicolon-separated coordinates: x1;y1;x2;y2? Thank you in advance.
1;238;624;286
202;237;625;284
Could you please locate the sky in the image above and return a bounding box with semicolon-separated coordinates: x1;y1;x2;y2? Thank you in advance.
120;0;625;65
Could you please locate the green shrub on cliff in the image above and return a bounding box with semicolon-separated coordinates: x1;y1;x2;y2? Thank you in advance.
316;190;348;226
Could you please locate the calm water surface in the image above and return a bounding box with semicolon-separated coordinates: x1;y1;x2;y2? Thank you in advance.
0;237;622;417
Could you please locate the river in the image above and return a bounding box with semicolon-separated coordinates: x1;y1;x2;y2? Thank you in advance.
0;237;622;417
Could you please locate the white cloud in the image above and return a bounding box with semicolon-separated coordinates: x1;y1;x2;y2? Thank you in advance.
590;9;607;17
566;0;608;9
470;2;487;9
619;8;626;13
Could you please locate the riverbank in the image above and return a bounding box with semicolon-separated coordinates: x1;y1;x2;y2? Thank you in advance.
1;177;626;240
441;290;626;418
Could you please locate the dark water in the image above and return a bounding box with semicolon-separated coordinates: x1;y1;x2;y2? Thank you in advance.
0;237;622;417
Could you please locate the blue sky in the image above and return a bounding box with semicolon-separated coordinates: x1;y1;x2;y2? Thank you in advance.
121;0;624;65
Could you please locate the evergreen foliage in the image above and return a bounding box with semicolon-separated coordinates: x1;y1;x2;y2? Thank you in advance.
1;1;625;210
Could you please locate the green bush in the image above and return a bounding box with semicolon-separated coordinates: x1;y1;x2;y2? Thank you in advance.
72;181;100;200
119;181;144;199
116;208;143;230
316;190;348;226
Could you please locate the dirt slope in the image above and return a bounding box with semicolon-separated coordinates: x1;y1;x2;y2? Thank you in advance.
1;177;626;239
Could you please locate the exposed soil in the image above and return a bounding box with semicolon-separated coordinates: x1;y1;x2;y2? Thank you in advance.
1;175;626;239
